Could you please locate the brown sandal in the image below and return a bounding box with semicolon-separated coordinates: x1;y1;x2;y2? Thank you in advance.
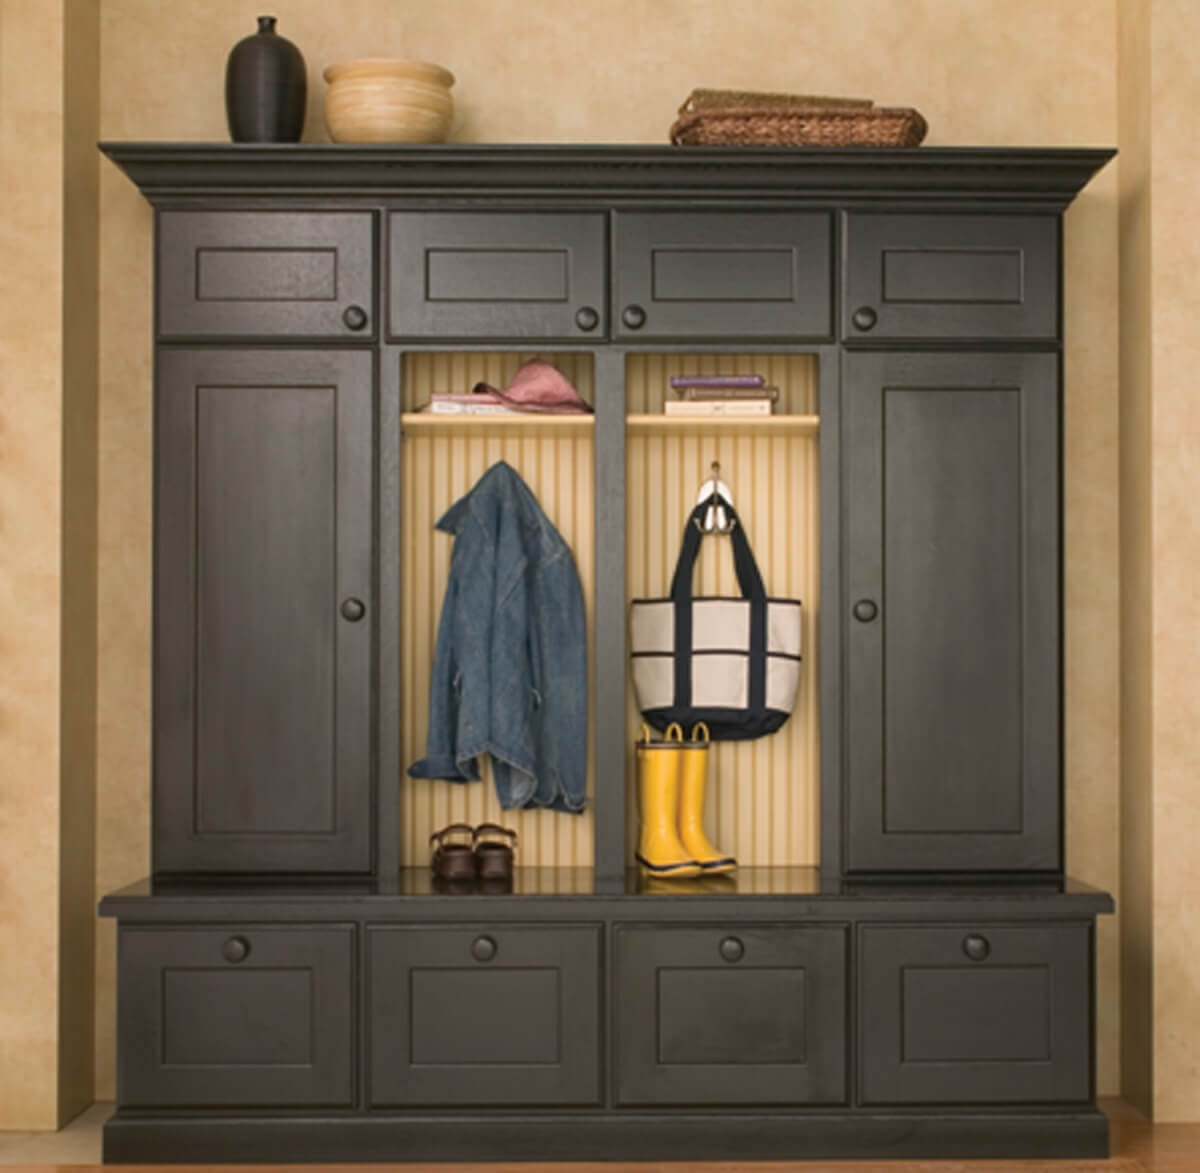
430;823;476;880
472;823;518;880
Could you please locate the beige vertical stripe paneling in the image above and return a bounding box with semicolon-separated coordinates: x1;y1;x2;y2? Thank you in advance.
626;355;820;869
400;354;595;868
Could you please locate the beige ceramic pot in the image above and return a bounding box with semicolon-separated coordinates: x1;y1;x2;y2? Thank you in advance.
323;58;455;143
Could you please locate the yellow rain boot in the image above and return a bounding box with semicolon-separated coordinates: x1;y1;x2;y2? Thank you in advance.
678;723;737;875
635;724;701;879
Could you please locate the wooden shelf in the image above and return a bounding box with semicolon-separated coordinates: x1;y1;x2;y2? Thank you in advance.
402;412;594;435
627;413;819;435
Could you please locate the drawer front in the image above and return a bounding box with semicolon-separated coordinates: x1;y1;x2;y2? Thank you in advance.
843;213;1057;340
388;212;607;340
859;923;1091;1105
614;211;832;339
369;924;601;1106
615;924;847;1105
159;211;375;338
118;925;354;1108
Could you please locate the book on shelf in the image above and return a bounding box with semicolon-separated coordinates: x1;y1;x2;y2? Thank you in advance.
418;391;519;415
669;373;765;389
676;385;780;402
662;398;774;417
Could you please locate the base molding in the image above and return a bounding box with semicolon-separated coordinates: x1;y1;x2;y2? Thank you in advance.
104;1109;1110;1163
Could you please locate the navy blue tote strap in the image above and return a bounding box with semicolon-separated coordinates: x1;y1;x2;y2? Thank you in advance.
668;502;768;715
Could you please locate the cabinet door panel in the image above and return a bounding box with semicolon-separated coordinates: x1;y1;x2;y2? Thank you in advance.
614;924;846;1105
388;211;606;340
368;925;601;1106
843;213;1057;339
844;352;1059;871
859;923;1091;1104
155;349;373;874
614;211;832;339
118;925;354;1107
159;211;375;339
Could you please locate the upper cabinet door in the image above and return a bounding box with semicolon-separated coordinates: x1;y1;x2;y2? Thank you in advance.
843;213;1057;340
158;211;376;339
843;352;1059;872
388;211;607;340
613;211;832;340
154;349;374;875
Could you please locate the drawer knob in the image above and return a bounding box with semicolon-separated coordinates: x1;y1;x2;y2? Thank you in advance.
575;305;600;332
342;304;368;331
963;933;991;962
621;304;647;330
719;936;744;963
852;305;878;331
222;936;250;964
853;599;878;623
340;597;366;622
471;935;497;962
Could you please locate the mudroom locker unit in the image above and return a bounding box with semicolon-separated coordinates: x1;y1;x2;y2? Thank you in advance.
99;143;1115;1162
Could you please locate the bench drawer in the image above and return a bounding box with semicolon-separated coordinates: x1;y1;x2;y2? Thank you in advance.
615;923;847;1105
118;925;354;1108
369;924;601;1107
859;923;1091;1104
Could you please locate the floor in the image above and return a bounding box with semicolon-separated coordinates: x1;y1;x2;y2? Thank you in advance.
0;1101;1196;1171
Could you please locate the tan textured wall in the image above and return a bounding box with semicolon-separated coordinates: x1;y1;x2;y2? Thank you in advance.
1146;0;1200;1123
1118;0;1154;1118
59;0;100;1124
95;0;1122;1099
0;0;65;1131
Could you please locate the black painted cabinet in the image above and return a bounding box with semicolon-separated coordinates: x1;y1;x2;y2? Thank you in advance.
368;924;602;1106
859;923;1091;1104
613;210;832;340
158;211;376;339
388;210;607;340
842;213;1057;340
842;351;1060;873
118;925;355;1107
614;924;847;1105
154;348;374;874
98;145;1115;1165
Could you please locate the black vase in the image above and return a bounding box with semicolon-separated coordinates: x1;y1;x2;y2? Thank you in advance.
225;15;306;143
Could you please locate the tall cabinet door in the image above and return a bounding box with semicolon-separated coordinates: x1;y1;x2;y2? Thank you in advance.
155;349;374;874
843;352;1059;872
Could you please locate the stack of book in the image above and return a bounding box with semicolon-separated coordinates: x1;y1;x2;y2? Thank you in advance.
664;374;778;417
419;392;519;415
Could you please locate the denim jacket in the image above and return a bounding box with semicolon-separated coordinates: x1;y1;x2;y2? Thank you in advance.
408;461;588;813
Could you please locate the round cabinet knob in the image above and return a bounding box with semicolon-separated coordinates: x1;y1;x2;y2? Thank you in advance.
718;936;745;963
342;304;369;331
340;597;366;622
853;599;879;623
851;306;878;332
621;304;647;330
222;936;250;964
471;935;497;963
962;933;991;962
574;305;600;332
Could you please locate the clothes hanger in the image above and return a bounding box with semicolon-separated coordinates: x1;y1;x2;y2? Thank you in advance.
694;461;737;534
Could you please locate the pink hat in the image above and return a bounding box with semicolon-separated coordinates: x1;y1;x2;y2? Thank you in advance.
473;361;593;414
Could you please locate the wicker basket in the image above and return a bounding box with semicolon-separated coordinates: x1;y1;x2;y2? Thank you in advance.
670;105;927;148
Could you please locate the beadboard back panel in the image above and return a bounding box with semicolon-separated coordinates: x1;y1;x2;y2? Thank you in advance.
625;354;821;869
400;353;596;869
